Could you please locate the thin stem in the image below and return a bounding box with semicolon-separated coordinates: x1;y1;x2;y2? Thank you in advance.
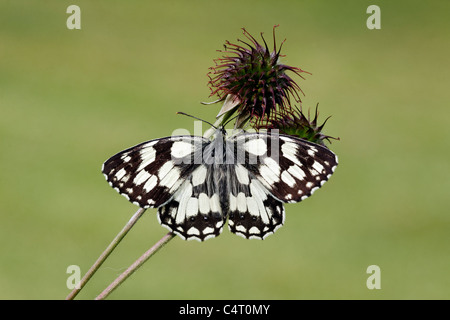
95;232;175;300
65;207;146;300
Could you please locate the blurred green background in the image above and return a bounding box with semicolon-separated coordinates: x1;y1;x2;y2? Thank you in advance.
1;0;449;300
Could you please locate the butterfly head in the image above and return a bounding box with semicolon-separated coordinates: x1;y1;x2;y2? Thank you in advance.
216;126;227;136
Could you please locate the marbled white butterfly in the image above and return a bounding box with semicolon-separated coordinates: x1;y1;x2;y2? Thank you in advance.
102;127;338;241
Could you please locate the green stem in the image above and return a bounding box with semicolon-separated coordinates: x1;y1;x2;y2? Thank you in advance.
95;232;175;300
65;207;146;300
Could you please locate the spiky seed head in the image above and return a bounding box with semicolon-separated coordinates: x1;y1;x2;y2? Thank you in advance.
207;26;310;126
257;104;339;147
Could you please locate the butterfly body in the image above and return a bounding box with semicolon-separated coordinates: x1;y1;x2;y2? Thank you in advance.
103;127;338;241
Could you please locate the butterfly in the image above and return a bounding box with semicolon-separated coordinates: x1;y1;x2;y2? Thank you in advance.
102;127;338;241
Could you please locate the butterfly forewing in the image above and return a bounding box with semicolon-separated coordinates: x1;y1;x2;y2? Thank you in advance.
231;132;338;204
102;135;208;208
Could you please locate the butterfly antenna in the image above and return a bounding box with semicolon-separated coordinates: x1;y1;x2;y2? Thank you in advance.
177;112;217;129
223;113;241;127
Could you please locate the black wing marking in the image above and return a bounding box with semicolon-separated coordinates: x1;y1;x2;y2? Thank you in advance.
227;164;285;239
102;135;208;208
231;132;338;203
157;165;226;241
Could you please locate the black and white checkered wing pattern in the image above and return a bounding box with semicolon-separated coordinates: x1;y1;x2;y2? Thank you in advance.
157;165;226;241
102;128;338;241
221;132;337;239
226;164;285;239
232;132;338;204
102;135;207;208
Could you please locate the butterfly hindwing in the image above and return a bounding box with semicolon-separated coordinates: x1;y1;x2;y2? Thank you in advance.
157;165;226;241
227;166;285;239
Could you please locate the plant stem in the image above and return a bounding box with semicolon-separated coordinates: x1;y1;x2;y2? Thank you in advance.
65;207;146;300
95;232;175;300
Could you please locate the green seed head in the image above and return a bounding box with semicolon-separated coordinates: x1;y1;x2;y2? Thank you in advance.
258;104;339;147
